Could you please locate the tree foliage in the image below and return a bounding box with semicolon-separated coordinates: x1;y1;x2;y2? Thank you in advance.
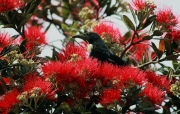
0;0;180;114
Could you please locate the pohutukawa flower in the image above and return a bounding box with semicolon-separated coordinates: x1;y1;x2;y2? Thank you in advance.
169;29;180;41
140;83;165;105
0;89;20;114
99;89;120;105
117;66;147;86
146;71;171;91
155;8;179;29
93;21;123;43
22;74;56;101
58;43;87;62
24;26;47;46
131;0;156;12
0;0;24;13
21;26;47;56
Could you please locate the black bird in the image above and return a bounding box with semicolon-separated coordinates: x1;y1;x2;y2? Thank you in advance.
72;32;125;66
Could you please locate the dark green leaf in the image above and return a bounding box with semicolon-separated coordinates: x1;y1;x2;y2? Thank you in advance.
164;40;172;55
19;39;27;53
140;15;156;30
45;0;51;4
165;55;179;60
11;35;20;40
153;30;163;36
129;6;137;24
0;60;8;70
141;107;157;113
123;31;132;40
172;60;178;71
1;68;14;77
60;102;71;114
52;47;59;60
122;15;135;30
96;108;118;114
151;42;163;58
0;44;19;56
26;0;41;14
142;35;152;40
36;9;44;18
19;14;32;27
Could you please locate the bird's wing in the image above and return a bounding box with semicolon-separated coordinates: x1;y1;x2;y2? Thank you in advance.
109;52;125;65
90;41;110;61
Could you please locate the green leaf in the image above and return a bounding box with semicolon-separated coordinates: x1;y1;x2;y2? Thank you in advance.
164;40;172;55
19;14;32;27
153;30;163;36
151;42;163;58
0;60;8;70
60;102;71;114
1;68;14;77
25;0;41;14
96;108;118;114
52;47;59;60
129;6;137;24
122;15;135;30
142;35;152;40
140;15;156;30
0;44;19;56
61;23;68;31
123;31;132;40
172;60;179;70
165;55;179;60
19;39;27;53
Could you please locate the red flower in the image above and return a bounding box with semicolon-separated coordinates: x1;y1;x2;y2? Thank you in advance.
84;0;99;7
140;83;165;105
42;58;99;94
146;71;171;91
156;8;178;29
23;26;47;50
169;29;180;41
0;32;11;52
0;89;19;114
22;74;56;101
0;0;24;13
93;21;123;43
117;66;147;86
131;0;156;11
58;43;87;62
99;89;120;105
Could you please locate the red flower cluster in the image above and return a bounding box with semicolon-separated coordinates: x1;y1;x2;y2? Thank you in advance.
22;74;56;101
146;71;171;91
0;0;24;13
93;21;123;43
156;8;179;29
100;89;121;105
58;43;87;62
131;0;156;12
20;26;47;56
42;56;167;106
169;28;180;41
0;89;19;114
140;83;165;105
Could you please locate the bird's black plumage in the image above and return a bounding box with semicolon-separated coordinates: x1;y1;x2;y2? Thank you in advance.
72;32;125;66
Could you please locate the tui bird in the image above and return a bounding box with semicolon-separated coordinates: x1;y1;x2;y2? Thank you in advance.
72;32;125;66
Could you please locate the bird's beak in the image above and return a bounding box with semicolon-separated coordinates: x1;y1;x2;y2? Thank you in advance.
72;34;87;42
